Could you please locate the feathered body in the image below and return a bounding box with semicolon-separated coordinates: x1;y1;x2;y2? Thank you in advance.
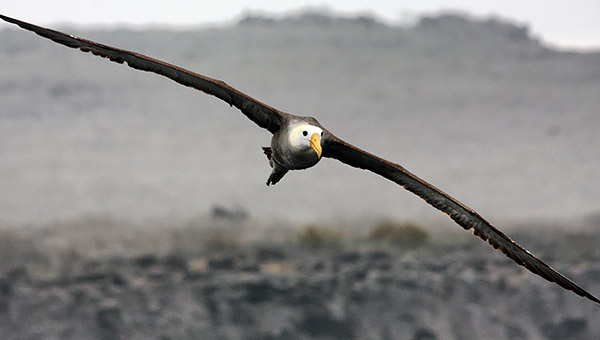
263;117;324;185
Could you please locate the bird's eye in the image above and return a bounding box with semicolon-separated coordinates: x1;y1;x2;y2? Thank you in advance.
302;131;308;136
320;132;323;137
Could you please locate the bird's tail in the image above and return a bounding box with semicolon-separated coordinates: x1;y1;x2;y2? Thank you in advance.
262;147;272;161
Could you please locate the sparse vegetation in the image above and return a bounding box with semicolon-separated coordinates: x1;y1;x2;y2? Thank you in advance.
293;225;343;248
368;221;430;248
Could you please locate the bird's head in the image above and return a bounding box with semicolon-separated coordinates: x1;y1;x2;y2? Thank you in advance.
289;124;323;158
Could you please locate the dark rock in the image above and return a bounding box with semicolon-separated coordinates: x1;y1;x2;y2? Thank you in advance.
69;287;87;306
337;251;361;264
243;328;295;340
110;272;127;286
343;267;368;282
147;267;170;281
208;254;245;270
0;278;11;295
0;277;10;314
72;272;108;284
422;261;447;273
163;254;188;271
470;260;487;273
312;261;325;272
134;254;158;268
296;304;356;339
366;250;390;262
364;250;393;270
96;299;123;339
541;318;587;340
372;261;392;271
255;246;286;262
199;285;221;325
208;254;236;270
242;278;277;304
506;323;528;340
4;265;28;281
230;305;255;326
241;263;260;272
413;327;437;340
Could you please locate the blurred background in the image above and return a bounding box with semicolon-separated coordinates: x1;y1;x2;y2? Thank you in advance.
1;2;600;340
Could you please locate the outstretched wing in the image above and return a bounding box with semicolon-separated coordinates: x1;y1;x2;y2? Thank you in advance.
0;14;287;133
323;135;600;304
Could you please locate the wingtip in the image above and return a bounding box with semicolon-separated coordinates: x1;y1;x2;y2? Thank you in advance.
586;293;600;305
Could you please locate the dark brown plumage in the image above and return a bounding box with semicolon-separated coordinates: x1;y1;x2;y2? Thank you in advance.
1;14;598;305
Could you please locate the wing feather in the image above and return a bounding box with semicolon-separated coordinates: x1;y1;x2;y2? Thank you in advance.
323;136;600;304
0;14;286;133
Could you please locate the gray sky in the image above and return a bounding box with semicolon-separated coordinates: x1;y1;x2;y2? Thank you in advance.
2;1;600;50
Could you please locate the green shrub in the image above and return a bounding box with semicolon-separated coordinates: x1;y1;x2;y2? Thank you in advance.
294;225;342;248
369;221;429;248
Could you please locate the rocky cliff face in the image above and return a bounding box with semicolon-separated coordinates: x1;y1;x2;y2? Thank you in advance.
0;229;598;340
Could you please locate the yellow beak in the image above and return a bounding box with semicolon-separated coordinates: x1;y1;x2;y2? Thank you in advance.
310;133;322;159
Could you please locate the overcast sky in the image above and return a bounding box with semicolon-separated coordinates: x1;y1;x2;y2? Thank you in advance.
2;1;600;50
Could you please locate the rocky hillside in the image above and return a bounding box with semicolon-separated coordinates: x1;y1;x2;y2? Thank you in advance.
1;12;599;225
0;222;599;340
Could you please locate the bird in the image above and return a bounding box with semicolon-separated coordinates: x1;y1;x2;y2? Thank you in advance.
1;14;598;305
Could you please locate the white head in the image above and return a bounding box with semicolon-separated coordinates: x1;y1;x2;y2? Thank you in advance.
288;124;323;158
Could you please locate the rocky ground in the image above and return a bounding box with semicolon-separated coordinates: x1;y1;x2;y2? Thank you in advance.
0;223;599;340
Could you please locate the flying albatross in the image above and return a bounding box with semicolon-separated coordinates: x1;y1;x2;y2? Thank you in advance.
1;14;598;305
